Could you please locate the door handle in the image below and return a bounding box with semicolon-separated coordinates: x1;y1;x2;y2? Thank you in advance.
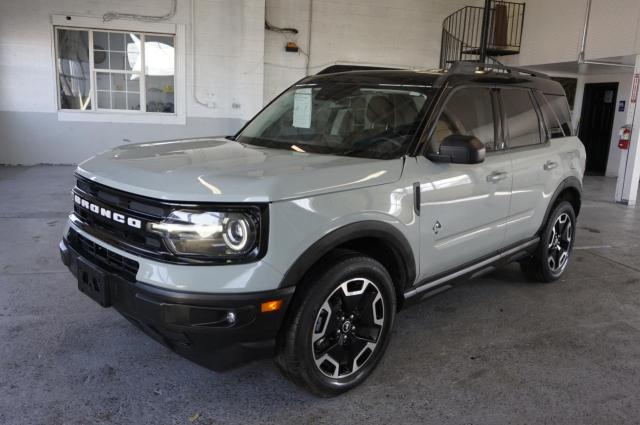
486;171;508;183
543;160;558;171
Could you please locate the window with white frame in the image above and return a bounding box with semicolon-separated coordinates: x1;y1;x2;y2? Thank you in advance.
55;27;176;114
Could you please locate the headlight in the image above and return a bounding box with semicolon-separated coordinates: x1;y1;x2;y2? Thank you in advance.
148;209;260;258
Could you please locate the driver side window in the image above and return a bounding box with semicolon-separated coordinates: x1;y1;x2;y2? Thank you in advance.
428;87;496;154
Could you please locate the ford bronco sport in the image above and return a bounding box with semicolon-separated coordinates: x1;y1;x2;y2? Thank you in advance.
60;62;585;396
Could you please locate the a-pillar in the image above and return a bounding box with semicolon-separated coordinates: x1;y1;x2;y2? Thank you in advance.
615;55;640;206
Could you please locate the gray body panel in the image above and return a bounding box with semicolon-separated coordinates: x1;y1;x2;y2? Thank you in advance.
66;137;585;294
76;138;403;203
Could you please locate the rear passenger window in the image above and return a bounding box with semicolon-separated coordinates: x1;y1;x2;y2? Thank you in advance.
502;89;541;148
544;94;573;136
534;92;564;139
429;87;495;154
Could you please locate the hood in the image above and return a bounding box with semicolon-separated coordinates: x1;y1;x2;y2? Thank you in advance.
76;138;404;202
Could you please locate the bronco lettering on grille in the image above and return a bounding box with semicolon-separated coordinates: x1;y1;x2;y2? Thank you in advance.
74;194;142;229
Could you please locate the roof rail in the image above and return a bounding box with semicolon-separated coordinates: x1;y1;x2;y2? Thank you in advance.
316;65;402;75
447;61;549;79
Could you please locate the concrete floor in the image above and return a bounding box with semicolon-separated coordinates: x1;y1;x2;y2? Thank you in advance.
2;166;640;425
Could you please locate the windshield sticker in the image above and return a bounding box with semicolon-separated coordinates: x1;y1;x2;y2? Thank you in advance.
292;88;312;128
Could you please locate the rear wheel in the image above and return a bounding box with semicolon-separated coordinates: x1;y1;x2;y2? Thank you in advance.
275;252;396;396
521;201;576;282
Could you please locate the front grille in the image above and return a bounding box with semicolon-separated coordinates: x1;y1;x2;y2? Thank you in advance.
72;177;179;262
70;176;269;265
67;228;139;282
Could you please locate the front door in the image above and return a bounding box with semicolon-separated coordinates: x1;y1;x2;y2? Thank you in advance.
578;82;618;175
417;86;511;280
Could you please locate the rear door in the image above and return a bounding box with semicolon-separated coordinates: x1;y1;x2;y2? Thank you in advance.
500;88;565;246
417;86;512;279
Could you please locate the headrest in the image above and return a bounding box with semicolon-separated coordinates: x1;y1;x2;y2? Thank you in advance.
366;96;394;126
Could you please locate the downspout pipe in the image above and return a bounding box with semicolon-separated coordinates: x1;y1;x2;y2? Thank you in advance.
578;0;635;68
305;0;314;75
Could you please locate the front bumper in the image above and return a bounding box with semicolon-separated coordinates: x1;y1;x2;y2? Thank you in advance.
59;237;294;371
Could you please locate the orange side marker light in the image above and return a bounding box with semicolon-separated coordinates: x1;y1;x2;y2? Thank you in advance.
261;300;282;313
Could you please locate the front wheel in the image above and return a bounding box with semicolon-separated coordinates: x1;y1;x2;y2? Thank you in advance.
521;201;576;282
275;252;396;397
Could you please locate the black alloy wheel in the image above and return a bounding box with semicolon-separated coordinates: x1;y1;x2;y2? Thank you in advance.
521;200;576;283
275;251;396;396
311;277;385;379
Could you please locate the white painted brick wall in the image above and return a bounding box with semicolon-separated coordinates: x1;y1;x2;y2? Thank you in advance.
263;0;482;102
0;0;265;120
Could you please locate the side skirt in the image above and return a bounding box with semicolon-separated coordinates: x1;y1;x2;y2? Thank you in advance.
403;237;539;304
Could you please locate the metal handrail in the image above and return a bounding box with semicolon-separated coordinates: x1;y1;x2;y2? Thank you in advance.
440;1;525;68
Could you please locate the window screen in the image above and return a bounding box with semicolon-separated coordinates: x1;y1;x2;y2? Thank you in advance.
429;87;495;153
544;94;573;136
502;89;541;148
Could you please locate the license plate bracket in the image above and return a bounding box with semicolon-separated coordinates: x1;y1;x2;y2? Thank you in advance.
77;257;111;308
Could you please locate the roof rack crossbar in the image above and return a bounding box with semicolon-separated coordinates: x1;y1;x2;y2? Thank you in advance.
447;61;549;79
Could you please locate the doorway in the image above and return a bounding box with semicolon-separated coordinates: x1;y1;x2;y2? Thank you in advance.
578;82;618;175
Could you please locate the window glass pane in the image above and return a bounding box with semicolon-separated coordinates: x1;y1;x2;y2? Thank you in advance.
96;72;110;90
96;71;138;110
127;93;141;110
429;87;495;153
56;29;91;110
109;32;125;51
97;91;110;109
144;35;174;75
93;31;108;50
93;32;140;71
545;94;573;136
126;76;139;92
502;89;541;148
534;92;564;139
146;76;175;113
109;52;125;70
125;34;141;72
110;73;126;91
112;92;126;110
145;35;175;113
94;49;108;69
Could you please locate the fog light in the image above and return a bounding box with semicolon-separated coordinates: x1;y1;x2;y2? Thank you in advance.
226;312;236;325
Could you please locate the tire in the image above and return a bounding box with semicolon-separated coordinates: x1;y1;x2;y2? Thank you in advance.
275;251;396;397
520;200;576;283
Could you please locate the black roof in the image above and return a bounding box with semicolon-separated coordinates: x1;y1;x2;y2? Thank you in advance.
304;62;565;96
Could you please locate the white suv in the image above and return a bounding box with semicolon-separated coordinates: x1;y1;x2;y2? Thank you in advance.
60;62;585;396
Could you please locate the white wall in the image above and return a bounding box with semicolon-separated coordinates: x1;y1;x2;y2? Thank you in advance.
505;0;640;177
532;68;633;177
263;0;481;102
581;72;633;177
0;0;265;164
584;0;640;60
2;0;486;164
510;0;640;67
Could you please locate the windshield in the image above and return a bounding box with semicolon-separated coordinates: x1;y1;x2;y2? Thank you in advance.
236;82;432;159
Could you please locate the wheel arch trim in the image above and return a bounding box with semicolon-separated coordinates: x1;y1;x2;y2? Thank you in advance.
537;176;582;236
278;221;417;290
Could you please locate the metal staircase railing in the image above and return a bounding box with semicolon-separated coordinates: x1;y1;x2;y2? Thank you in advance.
440;1;525;68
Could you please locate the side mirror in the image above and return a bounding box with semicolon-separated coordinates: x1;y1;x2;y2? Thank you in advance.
427;134;485;164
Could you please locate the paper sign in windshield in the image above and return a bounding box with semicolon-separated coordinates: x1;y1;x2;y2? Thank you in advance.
293;88;312;128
